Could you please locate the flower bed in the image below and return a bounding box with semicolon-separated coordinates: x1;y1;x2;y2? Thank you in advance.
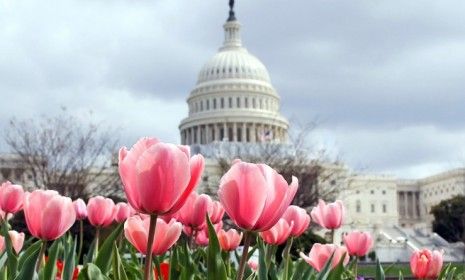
0;137;459;279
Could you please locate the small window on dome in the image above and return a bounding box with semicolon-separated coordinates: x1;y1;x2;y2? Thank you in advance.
259;99;263;109
200;101;204;111
252;98;256;108
216;69;219;74
229;68;232;73
235;67;239;73
213;99;217;109
245;98;248;108
222;68;226;73
228;97;232;108
211;70;214;74
220;98;224;109
206;100;210;110
237;97;241;108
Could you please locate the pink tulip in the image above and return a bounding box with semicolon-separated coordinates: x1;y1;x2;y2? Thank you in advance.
124;216;182;256
73;198;87;220
0;209;12;221
0;181;24;214
248;260;258;271
115;202;132;223
0;230;25;254
176;193;211;230
87;196;115;227
410;249;443;279
118;137;205;216
259;219;293;245
209;201;225;224
195;230;210;246
343;231;373;257
218;160;298;232
282;205;311;237
23;190;76;241
218;229;242;251
310;199;345;229
300;243;349;272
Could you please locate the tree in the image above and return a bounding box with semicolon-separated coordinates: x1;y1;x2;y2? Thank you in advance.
431;195;465;243
4;108;121;199
211;121;344;210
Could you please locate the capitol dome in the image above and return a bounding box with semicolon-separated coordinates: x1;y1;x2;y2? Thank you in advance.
179;13;289;146
197;49;271;84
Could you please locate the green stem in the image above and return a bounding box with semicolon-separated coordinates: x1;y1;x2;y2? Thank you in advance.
265;244;273;270
331;229;335;244
93;227;100;261
236;231;252;280
77;220;84;264
144;215;158;280
283;237;294;280
35;240;47;272
354;257;358;279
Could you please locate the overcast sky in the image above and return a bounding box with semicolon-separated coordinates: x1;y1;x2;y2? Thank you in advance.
1;0;465;179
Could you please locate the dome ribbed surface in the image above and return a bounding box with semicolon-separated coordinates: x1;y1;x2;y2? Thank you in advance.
197;49;271;84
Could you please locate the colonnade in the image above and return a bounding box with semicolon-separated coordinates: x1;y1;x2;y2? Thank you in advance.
181;122;287;145
397;191;421;219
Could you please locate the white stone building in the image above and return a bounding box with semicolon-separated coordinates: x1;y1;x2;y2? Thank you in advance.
1;3;464;262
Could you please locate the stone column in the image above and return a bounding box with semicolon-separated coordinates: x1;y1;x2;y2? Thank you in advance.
205;124;210;144
242;123;247;142
223;123;228;141
404;191;409;219
190;127;194;145
215;124;220;141
251;123;256;143
196;126;201;144
233;122;237;141
397;192;403;216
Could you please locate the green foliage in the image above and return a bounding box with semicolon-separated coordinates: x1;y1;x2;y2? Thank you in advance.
78;264;110;280
14;240;42;280
431;195;465;242
206;215;227;280
62;235;78;280
94;223;124;274
39;239;61;280
375;259;385;280
1;221;18;280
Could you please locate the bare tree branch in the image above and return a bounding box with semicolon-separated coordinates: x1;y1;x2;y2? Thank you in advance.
4;108;122;199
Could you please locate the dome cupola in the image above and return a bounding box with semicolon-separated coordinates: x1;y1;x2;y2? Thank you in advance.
179;4;289;145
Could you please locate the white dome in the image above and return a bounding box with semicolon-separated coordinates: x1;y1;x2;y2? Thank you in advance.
197;49;271;84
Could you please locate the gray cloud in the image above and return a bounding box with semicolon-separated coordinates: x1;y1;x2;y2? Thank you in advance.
0;0;464;178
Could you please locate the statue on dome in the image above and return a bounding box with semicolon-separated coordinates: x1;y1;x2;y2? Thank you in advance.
227;0;236;21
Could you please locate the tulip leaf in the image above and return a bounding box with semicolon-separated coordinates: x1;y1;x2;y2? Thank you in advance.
257;238;268;280
77;264;110;280
39;238;61;280
375;258;385;280
398;271;404;280
1;221;18;280
83;239;96;266
62;235;77;280
94;224;124;275
169;244;180;280
327;253;346;280
14;240;42;280
292;259;310;280
445;267;456;280
111;242;129;280
316;252;334;280
206;215;227;280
